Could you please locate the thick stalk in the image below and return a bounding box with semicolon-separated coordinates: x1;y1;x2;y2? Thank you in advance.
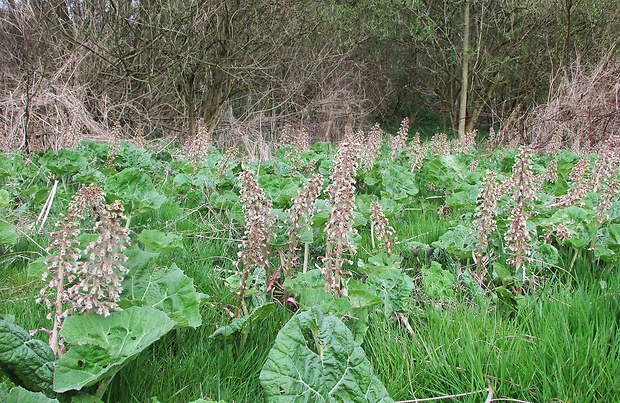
49;260;64;357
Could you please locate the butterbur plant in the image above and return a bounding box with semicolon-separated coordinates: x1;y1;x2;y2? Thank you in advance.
370;202;396;257
472;171;501;281
184;118;212;163
237;169;275;313
363;123;383;169
323;141;359;297
408;143;428;173
37;184;111;356
272;174;323;287
37;197;85;356
67;199;130;317
545;159;558;183
592;178;619;249
429;132;450;156
504;148;536;281
591;137;620;193
390;117;409;160
556;157;591;207
2;190;200;400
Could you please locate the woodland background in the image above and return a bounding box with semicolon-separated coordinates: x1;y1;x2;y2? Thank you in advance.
1;0;619;152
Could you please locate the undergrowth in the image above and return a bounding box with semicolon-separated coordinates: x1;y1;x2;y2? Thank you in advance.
1;131;619;402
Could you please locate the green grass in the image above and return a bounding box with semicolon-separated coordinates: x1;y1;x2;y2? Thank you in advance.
364;266;620;402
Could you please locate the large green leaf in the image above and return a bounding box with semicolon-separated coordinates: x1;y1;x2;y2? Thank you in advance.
54;306;175;393
0;189;10;207
137;229;183;254
0;221;17;245
39;150;88;177
258;174;300;208
3;386;60;403
0;320;55;395
380;164;418;201
104;168;166;215
260;308;394;403
122;264;202;329
431;225;478;260
424;155;468;188
421;262;456;300
366;267;415;317
544;206;596;249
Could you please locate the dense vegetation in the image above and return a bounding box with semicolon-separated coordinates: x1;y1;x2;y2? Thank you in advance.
1;126;619;402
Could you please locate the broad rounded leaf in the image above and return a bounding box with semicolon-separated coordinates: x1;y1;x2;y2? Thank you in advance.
39;150;88;176
122;264;202;328
0;221;18;245
366;268;415;317
380;164;418;201
4;386;60;403
431;225;477;260
137;229;183;254
54;306;174;393
260;308;394;402
0;320;55;395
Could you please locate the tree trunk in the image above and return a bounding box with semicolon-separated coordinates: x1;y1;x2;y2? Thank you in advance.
457;0;470;139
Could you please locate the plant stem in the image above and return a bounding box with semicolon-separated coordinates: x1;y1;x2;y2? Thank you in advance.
49;266;64;357
303;242;310;273
371;219;376;249
95;376;114;399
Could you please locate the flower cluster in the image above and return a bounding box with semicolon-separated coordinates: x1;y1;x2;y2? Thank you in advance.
279;174;323;278
390;117;409;160
370;202;396;257
595;178;619;225
473;170;501;277
237;169;275;306
68;200;130;317
218;144;238;175
489;127;498;147
544;223;571;244
323;141;359;297
37;185;130;356
545;159;558;183
105;125;122;168
184;118;212;162
504;148;536;278
408;138;428;173
37;201;83;356
61;122;80;150
364;123;383;167
545;126;564;154
455;129;477;154
557;158;591;206
591;137;620;193
280;124;310;153
430;132;450;156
